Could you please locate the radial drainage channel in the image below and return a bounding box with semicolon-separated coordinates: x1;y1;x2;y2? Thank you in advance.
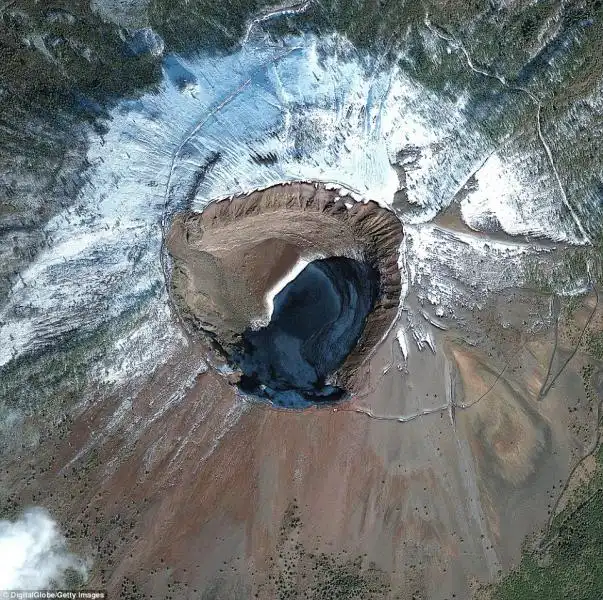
232;256;380;408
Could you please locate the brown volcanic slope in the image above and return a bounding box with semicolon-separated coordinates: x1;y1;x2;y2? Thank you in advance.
166;182;403;391
4;189;603;599
3;280;603;599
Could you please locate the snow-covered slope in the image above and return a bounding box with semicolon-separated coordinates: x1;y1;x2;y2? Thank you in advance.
0;32;592;379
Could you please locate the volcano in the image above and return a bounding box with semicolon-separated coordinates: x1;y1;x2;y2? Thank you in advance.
166;182;404;401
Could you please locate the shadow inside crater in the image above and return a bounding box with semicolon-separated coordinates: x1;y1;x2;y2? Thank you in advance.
232;257;379;408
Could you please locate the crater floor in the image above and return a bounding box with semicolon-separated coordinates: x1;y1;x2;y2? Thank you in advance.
166;181;404;399
234;256;379;406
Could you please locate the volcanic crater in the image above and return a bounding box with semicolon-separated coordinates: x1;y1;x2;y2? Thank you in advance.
166;182;404;405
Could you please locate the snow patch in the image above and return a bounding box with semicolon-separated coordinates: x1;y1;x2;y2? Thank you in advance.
255;257;311;328
0;31;581;383
396;327;409;361
461;152;580;242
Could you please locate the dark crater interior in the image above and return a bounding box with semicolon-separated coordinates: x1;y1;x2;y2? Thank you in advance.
166;182;404;408
233;257;379;407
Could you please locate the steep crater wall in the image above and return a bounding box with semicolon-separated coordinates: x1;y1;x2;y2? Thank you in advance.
166;182;403;400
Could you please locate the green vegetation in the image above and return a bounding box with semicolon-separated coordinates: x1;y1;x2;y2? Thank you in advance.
62;567;86;589
488;310;603;600
489;248;603;599
522;230;603;295
563;294;582;320
254;501;394;599
0;0;161;113
0;288;159;439
586;331;603;361
523;249;590;294
149;0;277;52
0;1;164;296
523;260;555;295
488;446;603;600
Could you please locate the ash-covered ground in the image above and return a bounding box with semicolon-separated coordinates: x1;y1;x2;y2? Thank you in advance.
1;1;603;598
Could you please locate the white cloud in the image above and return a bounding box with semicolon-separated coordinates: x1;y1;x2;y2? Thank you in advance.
0;508;88;590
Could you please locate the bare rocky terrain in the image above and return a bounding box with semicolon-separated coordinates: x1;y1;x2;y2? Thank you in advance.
2;235;603;598
1;0;603;598
167;182;403;393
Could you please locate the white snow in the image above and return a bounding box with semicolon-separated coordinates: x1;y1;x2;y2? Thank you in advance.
262;257;311;325
396;327;409;361
0;31;585;383
460;152;581;242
